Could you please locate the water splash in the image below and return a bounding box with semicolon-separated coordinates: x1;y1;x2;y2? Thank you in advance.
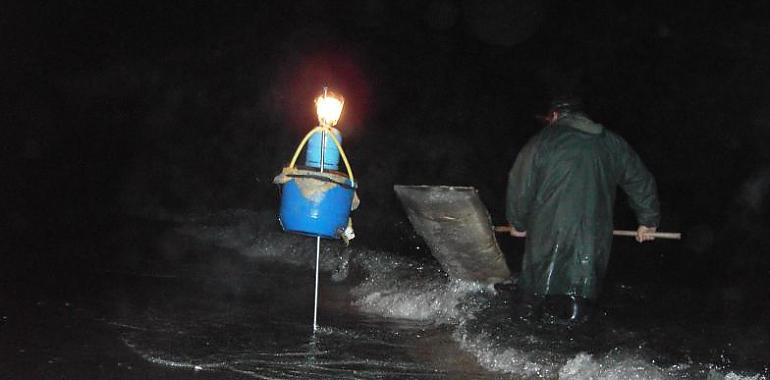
110;209;768;379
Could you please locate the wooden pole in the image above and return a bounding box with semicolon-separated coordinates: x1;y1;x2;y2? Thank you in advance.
493;226;681;240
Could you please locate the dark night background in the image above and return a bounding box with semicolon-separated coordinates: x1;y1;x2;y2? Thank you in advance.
2;0;770;377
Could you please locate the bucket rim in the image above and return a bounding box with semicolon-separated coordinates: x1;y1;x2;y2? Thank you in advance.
286;171;357;189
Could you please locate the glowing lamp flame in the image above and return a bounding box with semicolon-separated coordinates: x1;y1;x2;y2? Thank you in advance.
315;91;344;127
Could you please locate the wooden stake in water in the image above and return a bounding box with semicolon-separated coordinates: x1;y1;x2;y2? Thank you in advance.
313;235;320;332
313;105;328;333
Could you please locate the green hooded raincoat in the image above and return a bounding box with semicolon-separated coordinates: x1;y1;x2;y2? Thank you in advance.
506;114;659;300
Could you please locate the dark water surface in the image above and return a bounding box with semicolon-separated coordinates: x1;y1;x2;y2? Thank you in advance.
2;210;768;379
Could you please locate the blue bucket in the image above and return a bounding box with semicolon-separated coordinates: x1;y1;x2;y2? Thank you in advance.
305;128;341;170
279;171;355;239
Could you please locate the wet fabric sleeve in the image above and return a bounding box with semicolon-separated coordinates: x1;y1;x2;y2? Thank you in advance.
618;140;660;227
506;138;540;231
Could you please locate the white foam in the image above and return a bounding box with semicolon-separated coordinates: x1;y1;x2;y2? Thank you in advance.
452;319;681;379
453;327;552;378
350;253;491;324
708;370;764;380
559;352;673;380
353;280;484;322
454;329;768;380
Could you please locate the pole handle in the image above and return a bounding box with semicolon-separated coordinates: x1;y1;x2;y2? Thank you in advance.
493;226;681;240
611;230;681;240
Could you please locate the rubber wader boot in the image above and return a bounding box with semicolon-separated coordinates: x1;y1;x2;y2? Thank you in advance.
541;295;595;324
568;296;594;324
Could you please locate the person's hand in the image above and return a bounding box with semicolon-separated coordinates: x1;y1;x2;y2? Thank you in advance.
636;226;656;243
509;226;527;238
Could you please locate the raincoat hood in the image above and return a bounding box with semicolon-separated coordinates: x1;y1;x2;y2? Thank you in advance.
555;113;604;135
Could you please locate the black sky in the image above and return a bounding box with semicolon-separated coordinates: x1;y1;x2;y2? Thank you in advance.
4;1;770;295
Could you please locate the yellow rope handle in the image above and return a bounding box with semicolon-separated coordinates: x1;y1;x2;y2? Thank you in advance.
325;129;356;185
288;126;322;168
287;126;355;185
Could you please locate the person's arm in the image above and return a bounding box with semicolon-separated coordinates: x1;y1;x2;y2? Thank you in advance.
617;138;660;241
506;138;539;234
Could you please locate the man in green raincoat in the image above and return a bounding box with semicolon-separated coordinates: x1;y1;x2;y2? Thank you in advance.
506;99;660;323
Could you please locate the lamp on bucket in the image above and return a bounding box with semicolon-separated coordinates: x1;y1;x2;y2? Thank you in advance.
273;87;358;242
306;90;344;170
273;87;359;333
315;88;343;126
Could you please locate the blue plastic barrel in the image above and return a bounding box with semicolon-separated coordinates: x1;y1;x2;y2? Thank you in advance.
305;128;341;170
279;171;354;239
